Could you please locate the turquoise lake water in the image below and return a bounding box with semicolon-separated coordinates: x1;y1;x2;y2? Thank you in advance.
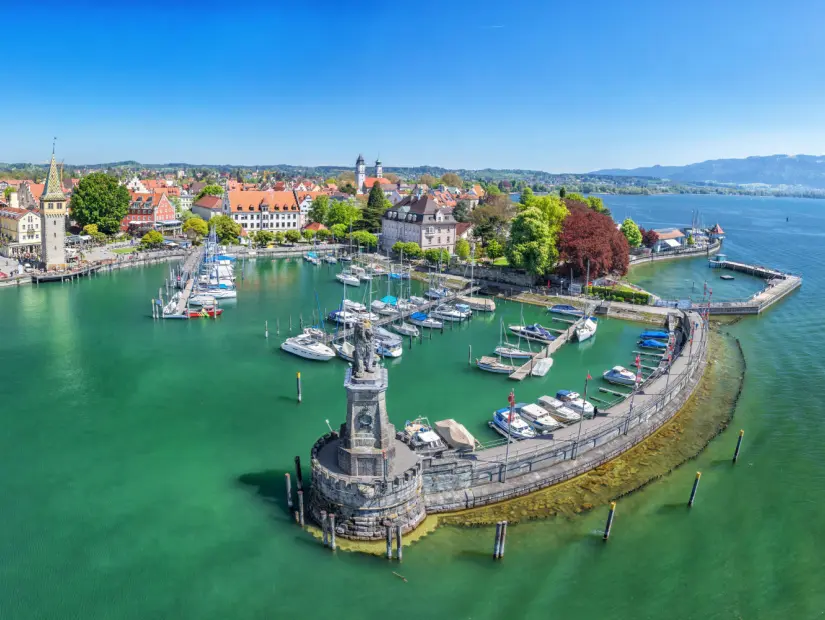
0;194;823;619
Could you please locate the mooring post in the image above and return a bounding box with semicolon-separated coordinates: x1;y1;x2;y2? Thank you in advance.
285;473;293;509
300;313;304;329
499;521;507;558
493;522;503;559
329;514;336;551
289;315;293;332
395;525;403;562
297;490;305;526
294;510;299;524
386;525;393;560
688;472;701;507
733;429;744;463
321;511;328;546
265;320;269;339
276;317;280;335
297;372;302;403
468;344;472;365
603;502;616;540
294;456;303;491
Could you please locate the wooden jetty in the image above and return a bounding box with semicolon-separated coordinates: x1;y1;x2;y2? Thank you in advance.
509;317;583;381
31;264;101;284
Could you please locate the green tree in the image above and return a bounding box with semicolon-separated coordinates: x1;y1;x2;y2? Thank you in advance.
485;238;504;260
361;182;390;232
141;230;164;248
587;196;610;215
254;230;275;247
455;238;471;261
180;210;196;222
485;183;502;196
329;223;347;240
209;214;242;244
505;207;553;276
81;223;99;236
183;216;208;239
274;231;286;245
519;187;534;206
453;199;471;222
284;229;302;243
348;230;378;249
620;218;643;247
418;174;438;187
302;229;316;241
70;173;130;234
195;184;224;201
441;172;462;187
168;195;182;215
687;234;695;246
308;195;330;224
326;200;362;228
559;186;566;198
423;248;450;264
565;192;586;203
315;228;332;241
3;186;16;201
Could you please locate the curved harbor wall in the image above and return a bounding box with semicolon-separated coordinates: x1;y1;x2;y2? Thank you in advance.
422;311;709;512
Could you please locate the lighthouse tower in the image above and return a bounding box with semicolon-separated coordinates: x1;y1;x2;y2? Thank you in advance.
355;154;366;194
39;148;68;269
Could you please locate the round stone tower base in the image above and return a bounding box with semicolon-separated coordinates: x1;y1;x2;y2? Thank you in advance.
309;432;426;540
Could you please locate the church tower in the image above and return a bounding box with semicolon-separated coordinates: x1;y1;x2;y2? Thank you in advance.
375;157;383;179
40;149;68;269
355;154;366;194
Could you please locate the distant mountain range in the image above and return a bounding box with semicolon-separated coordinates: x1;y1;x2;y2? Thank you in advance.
591;154;825;189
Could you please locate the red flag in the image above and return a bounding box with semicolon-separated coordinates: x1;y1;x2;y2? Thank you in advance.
586;372;592;381
635;354;641;367
508;390;515;406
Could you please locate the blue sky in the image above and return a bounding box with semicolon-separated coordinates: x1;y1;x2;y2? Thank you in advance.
3;0;825;171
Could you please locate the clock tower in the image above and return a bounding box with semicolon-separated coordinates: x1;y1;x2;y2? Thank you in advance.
355;154;366;194
39;148;68;270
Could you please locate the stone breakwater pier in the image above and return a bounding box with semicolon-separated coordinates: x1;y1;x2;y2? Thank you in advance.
307;310;708;540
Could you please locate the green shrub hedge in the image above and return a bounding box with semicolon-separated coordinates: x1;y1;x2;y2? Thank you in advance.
589;286;650;305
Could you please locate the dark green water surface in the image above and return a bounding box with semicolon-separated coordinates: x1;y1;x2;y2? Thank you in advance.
1;195;822;619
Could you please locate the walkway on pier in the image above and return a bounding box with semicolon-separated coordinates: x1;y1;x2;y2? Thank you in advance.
508;317;583;381
705;259;802;315
320;287;480;344
170;250;203;316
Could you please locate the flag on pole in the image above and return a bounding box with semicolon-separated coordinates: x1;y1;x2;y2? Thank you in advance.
635;354;641;368
586;372;592;381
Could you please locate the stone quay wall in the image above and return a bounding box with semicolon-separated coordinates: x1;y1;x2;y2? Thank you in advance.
308;432;426;539
422;311;708;512
629;239;722;265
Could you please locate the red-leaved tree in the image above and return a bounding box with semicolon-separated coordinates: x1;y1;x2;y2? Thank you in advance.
558;205;629;277
641;228;659;248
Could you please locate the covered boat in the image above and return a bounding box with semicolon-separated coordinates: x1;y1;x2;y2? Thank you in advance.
575;317;598;342
536;396;581;424
640;330;669;340
530;357;554;377
508;323;556;344
638;338;668;350
402;417;447;455
555;390;595;418
547;304;584;317
434;419;478;451
409;312;443;329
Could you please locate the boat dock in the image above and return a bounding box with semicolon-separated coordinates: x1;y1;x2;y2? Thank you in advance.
508;317;583;381
31;264;101;284
320;287;481;343
152;249;204;319
705;259;802;315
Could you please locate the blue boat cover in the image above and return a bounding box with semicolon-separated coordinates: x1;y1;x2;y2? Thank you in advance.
411;312;429;320
380;295;397;305
639;339;667;348
640;330;669;339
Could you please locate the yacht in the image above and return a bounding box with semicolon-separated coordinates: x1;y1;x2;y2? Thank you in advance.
202;288;237;299
555;390;595;418
575;317;598;342
402;417;447;456
189;293;217;307
327;310;359;326
518;403;563;433
603;366;638;387
476;356;516;374
324;255;338;264
280;331;335;361
336;272;360;286
409;312;443;329
374;327;403;358
351;266;372;281
537;396;581;424
508;323;556;344
425;287;449;300
490;407;536;440
333;339;379;364
494;346;534;360
390;322;420;338
432;304;466;322
342;299;367;313
547;304;584;317
409;296;428;307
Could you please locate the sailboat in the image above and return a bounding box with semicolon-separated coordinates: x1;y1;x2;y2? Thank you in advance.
477;322;517;374
456;244;496;311
495;318;534;359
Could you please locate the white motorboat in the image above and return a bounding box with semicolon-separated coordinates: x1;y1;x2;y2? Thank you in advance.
189;294;217;307
508;324;556;344
518;403;563;433
336;272;360;286
332;339;380;364
409;312;443;329
537;396;582;424
409;296;428;307
432;304;465;322
603;366;637;386
324;255;338;264
280;333;335;361
530;357;554;377
374;327;403;358
575;317;598;342
202;288;237;299
342;299;367;313
425;287;449;299
555;390;595;418
328;310;359;326
490;407;536;440
402;417;447;455
390;322;420;338
351;266;372;281
355;311;380;321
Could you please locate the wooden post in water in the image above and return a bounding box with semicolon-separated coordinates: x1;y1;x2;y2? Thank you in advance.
265;320;269;339
499;521;507;558
386;525;393;560
285;473;293;509
297;372;302;403
688;472;701;507
276;318;280;335
299;313;304;329
733;429;744;463
289;315;293;332
603;502;616;540
294;510;299;524
395;525;403;562
468;344;472;365
297;490;305;526
294;456;303;491
321;510;328;546
329;514;336;551
493;522;503;559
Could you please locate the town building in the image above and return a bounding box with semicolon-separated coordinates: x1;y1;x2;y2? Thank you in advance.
18;181;45;210
121;191;180;234
295;192;324;227
179;189;193;212
191;195;223;221
381;195;457;253
124;176;149;193
709;223;725;240
355;155;393;194
39;151;68;269
0;203;41;258
651;228;686;252
222;190;300;234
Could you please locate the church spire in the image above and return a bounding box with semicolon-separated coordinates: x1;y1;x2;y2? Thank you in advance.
42;151;66;201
